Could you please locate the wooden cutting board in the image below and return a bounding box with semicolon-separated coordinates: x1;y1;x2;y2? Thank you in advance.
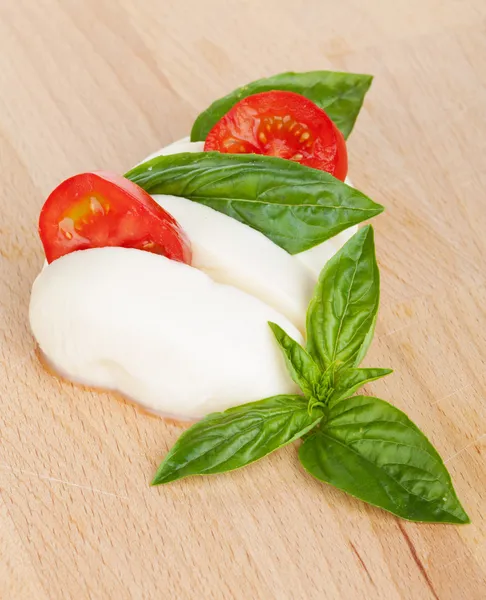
1;1;485;598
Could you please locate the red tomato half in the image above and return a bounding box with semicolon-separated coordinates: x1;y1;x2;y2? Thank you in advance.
204;90;348;180
39;172;192;264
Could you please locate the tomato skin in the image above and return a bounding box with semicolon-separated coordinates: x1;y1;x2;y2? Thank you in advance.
204;90;348;180
39;172;192;264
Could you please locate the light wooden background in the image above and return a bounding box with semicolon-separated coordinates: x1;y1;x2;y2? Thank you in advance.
1;1;485;598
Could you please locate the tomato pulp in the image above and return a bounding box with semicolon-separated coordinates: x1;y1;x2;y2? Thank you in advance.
39;172;192;264
204;90;348;180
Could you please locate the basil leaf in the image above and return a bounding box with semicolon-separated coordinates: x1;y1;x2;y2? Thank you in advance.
354;312;378;367
190;70;373;141
268;322;323;399
330;367;392;405
299;395;469;524
126;153;384;255
152;395;322;485
306;225;379;370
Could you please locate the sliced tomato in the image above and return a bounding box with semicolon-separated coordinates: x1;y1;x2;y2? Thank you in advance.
39;172;192;264
204;90;348;180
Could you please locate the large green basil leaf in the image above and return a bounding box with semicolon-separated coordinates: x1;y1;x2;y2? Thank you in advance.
306;225;379;370
190;70;373;141
299;395;469;523
152;395;322;485
268;322;323;399
329;367;392;405
126;153;383;255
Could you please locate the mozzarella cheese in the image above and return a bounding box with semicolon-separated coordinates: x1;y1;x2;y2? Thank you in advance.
152;194;315;332
137;137;204;164
30;248;301;419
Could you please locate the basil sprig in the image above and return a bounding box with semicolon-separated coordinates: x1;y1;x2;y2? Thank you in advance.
190;70;373;141
126;153;383;254
152;225;469;524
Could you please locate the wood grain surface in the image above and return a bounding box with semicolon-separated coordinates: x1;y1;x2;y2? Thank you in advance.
1;1;486;598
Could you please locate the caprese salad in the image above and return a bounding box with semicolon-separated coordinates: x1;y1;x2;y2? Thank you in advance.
29;70;469;524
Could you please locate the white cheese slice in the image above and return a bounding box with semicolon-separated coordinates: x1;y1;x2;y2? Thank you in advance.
138;137;204;164
152;194;315;332
30;248;301;420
